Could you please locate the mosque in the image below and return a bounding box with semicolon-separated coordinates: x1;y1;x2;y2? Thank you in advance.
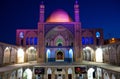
0;0;120;79
16;0;103;63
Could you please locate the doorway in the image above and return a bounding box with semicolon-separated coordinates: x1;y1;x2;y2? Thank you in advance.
68;68;72;79
47;68;52;79
68;74;72;79
48;74;51;79
56;51;64;61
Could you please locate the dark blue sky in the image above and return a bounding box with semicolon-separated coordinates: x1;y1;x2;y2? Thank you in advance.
0;0;120;44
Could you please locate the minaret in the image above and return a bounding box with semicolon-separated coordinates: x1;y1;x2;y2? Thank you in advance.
74;0;80;22
38;1;45;63
74;0;82;63
39;1;45;22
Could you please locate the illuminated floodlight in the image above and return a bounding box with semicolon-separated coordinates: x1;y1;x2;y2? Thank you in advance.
69;49;73;58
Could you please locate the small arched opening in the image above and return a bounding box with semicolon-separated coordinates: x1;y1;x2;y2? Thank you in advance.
56;51;64;61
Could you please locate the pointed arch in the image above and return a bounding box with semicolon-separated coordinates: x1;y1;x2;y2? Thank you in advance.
17;48;24;63
45;26;74;46
10;71;16;79
23;68;32;79
11;47;17;63
3;47;10;64
112;74;116;79
56;50;64;61
95;48;103;62
47;68;52;74
69;49;73;62
68;68;72;74
46;49;51;58
83;46;95;61
26;47;37;62
87;68;95;79
104;72;110;79
17;68;23;79
54;35;65;46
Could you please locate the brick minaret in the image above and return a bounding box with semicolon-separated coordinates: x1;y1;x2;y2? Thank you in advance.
74;0;82;62
38;1;45;63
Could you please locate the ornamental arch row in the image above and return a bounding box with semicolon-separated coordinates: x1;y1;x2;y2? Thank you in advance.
0;44;38;66
82;43;120;65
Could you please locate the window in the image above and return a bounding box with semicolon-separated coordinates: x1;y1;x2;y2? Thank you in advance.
26;37;29;45
96;32;100;38
82;37;85;45
34;37;38;45
30;37;33;45
89;37;94;44
56;38;63;46
82;37;94;45
96;32;100;45
19;32;24;39
85;37;89;44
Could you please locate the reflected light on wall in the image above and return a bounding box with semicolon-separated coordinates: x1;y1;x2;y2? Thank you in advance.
17;48;24;63
69;49;73;58
95;48;103;62
47;49;51;58
29;46;36;50
5;47;9;50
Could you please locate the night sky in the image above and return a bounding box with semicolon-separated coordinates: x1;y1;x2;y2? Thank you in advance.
0;0;120;44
